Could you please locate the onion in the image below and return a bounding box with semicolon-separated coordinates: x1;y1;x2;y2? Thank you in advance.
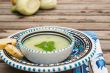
11;6;17;13
16;0;40;15
11;0;16;5
40;0;57;9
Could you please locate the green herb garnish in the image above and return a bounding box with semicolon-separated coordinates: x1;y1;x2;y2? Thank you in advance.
35;41;56;51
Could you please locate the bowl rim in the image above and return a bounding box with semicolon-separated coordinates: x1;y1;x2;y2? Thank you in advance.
18;26;75;54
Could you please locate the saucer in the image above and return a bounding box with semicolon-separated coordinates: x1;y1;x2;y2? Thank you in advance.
0;27;96;72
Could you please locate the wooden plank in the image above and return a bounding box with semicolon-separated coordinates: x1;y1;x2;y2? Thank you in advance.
1;3;110;10
58;0;110;4
0;22;110;30
1;15;110;23
1;9;110;16
0;30;110;40
94;31;110;40
100;40;110;51
104;52;110;65
2;0;110;4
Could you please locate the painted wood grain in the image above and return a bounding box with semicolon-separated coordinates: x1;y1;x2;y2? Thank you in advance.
104;52;110;65
0;30;110;40
0;22;110;31
1;15;110;23
1;9;110;16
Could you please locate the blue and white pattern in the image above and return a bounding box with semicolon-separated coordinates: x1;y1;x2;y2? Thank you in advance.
73;63;89;73
96;58;106;70
0;27;96;72
85;31;108;73
72;39;84;57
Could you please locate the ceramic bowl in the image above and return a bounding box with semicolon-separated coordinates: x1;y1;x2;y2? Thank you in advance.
18;26;75;64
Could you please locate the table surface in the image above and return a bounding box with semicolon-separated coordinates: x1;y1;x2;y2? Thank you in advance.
0;0;110;73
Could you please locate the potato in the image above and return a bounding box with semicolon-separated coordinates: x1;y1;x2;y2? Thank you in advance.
5;44;24;59
11;0;16;5
40;0;57;9
0;38;16;50
16;0;40;15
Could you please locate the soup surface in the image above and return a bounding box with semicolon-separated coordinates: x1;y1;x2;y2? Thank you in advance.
23;34;70;51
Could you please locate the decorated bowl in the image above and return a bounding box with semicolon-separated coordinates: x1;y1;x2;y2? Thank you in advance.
18;26;75;64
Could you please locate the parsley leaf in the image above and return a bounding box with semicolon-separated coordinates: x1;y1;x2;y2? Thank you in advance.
35;41;56;51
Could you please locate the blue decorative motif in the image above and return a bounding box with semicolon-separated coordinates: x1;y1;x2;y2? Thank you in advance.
73;64;89;73
85;32;98;41
72;49;79;55
72;39;84;56
73;66;81;73
96;53;103;59
95;53;106;70
96;59;106;70
82;64;89;73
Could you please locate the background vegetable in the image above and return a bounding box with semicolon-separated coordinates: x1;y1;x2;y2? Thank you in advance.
16;0;40;15
11;0;16;5
40;0;57;9
10;0;57;16
11;6;17;13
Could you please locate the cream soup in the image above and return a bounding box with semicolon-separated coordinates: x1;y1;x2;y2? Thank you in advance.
23;35;70;51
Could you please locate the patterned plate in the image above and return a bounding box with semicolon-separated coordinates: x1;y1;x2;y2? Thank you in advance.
0;27;96;72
